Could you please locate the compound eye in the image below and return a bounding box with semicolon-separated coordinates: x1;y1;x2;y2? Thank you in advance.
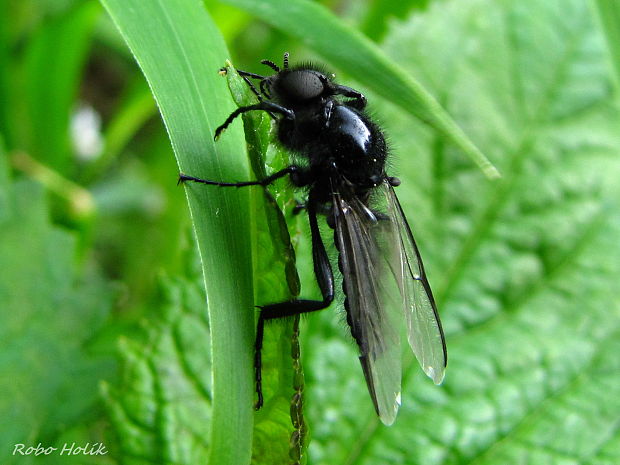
283;70;325;101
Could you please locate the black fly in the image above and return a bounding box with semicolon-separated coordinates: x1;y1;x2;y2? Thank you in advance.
179;53;447;425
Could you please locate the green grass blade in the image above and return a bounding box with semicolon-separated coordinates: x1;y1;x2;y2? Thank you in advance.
221;0;500;179
99;1;255;463
0;3;10;146
23;1;101;173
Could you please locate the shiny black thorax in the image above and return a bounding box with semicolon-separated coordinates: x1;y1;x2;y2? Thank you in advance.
277;100;387;200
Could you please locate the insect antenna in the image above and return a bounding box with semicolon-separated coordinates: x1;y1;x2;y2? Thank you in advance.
283;52;290;69
261;59;280;73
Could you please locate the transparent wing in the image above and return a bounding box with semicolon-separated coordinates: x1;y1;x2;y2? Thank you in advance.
378;181;447;384
332;191;403;425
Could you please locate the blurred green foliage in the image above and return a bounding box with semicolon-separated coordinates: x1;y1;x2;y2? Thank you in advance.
1;0;620;464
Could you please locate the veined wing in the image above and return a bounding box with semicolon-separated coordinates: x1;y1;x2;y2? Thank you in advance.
332;190;403;425
378;180;447;385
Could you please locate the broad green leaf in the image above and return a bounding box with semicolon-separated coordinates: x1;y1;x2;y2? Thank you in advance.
102;274;213;465
220;0;500;179
0;154;114;465
303;0;620;464
102;251;305;465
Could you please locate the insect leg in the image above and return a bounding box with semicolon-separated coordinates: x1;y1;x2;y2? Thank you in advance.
332;84;367;109
254;194;335;408
307;194;336;306
219;67;269;102
239;74;263;100
228;69;277;118
236;69;266;80
259;79;272;99
235;74;277;120
214;101;294;140
178;165;305;188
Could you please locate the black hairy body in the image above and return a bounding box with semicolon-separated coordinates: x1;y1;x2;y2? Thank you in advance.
180;53;447;426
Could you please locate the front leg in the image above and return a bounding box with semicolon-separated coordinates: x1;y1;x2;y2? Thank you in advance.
214;101;294;140
179;165;312;189
331;84;366;109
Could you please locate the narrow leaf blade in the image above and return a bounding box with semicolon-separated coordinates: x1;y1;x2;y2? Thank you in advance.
99;1;256;463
